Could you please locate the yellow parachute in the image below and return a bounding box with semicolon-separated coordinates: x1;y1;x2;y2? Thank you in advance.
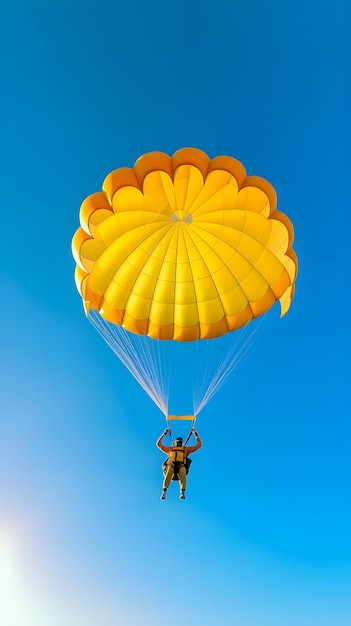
72;148;297;342
72;148;297;415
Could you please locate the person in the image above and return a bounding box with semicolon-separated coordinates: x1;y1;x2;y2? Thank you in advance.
156;427;202;500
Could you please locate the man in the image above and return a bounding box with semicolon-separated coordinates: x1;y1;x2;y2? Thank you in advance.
156;427;202;500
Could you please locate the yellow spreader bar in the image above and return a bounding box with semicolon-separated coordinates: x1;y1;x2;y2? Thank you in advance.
167;415;195;421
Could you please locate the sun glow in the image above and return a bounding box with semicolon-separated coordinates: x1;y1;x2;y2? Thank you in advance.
0;528;24;624
0;525;48;626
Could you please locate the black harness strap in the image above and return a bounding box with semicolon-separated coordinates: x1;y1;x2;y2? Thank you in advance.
183;418;196;446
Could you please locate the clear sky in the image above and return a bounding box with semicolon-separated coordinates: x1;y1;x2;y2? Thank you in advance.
1;1;350;625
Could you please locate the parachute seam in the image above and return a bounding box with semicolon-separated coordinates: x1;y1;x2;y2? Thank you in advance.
195;215;290;264
98;222;171;314
97;220;170;285
184;228;226;333
119;225;176;328
146;227;179;336
187;224;247;291
186;225;255;319
157;171;176;216
189;174;238;218
180;229;201;339
182;165;204;220
191;221;290;307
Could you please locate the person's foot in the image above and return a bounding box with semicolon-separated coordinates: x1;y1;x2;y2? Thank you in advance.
160;489;167;500
179;490;185;500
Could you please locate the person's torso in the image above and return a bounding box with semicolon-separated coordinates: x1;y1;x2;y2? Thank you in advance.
169;446;186;463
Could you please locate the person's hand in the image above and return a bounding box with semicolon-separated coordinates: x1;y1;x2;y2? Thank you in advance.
192;428;198;436
163;428;170;436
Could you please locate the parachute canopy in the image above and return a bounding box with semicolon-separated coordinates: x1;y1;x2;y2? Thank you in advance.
72;148;297;342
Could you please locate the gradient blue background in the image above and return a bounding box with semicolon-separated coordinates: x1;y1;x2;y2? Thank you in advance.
1;1;350;625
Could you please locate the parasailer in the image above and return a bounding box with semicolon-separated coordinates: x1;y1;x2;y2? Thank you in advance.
156;427;202;500
71;148;297;492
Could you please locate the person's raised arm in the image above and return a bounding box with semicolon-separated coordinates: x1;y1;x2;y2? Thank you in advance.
185;429;202;453
156;428;170;451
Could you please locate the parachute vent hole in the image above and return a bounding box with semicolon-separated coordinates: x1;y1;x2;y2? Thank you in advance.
170;213;193;223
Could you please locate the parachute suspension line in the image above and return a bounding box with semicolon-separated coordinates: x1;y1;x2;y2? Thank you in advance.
195;324;259;415
193;314;268;416
89;310;169;415
166;418;172;441
193;337;212;416
192;328;228;416
184;418;196;446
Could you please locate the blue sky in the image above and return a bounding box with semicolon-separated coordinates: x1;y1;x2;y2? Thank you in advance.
1;1;350;625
